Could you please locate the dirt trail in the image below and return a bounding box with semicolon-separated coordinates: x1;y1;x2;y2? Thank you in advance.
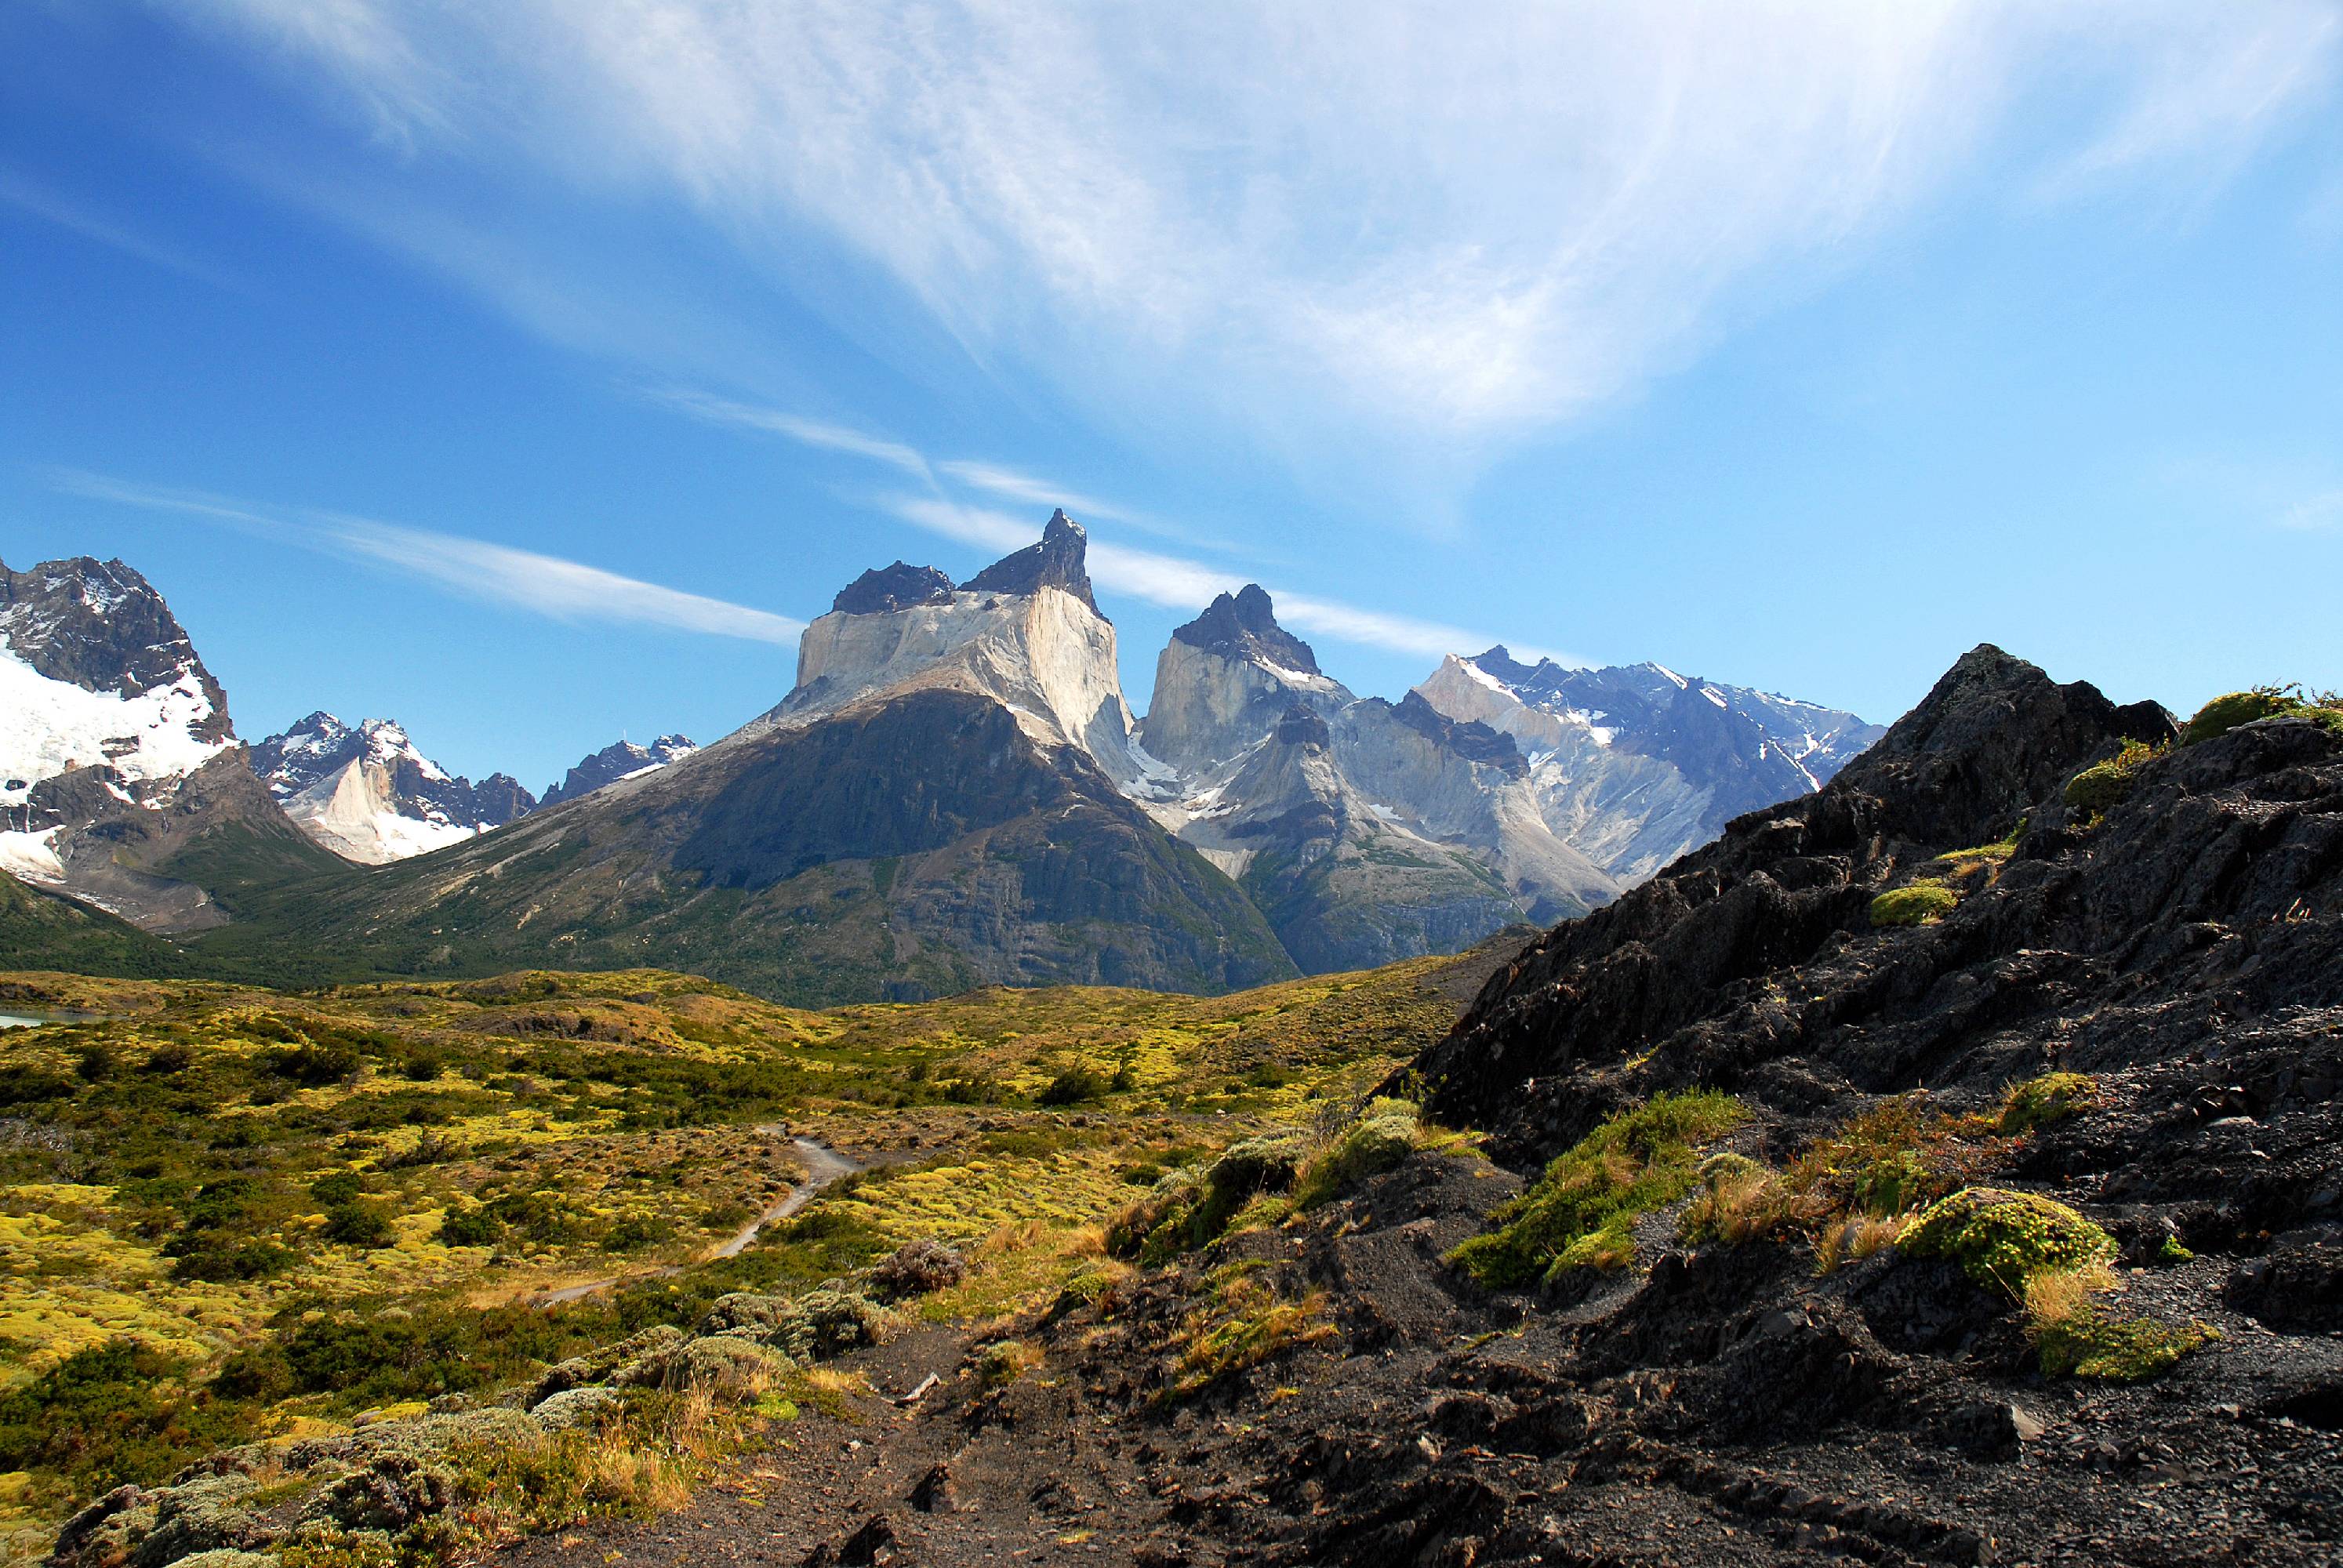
532;1134;859;1308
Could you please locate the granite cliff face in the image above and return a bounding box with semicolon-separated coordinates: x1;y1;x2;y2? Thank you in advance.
189;521;1293;1003
765;514;1142;789
0;557;335;930
1136;590;1620;970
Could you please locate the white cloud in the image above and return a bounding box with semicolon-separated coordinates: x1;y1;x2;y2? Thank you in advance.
2038;2;2340;195
653;388;933;481
157;2;2343;492
0;169;238;289
938;461;1132;523
50;470;803;644
875;495;1579;665
2281;488;2343;531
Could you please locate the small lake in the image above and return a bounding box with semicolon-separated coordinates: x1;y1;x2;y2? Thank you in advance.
0;1013;55;1029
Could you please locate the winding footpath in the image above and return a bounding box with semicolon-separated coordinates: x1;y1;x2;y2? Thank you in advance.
532;1134;860;1308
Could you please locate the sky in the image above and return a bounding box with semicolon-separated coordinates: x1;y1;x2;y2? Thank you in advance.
4;2;2340;793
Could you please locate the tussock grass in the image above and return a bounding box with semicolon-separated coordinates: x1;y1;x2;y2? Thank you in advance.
1446;1091;1745;1290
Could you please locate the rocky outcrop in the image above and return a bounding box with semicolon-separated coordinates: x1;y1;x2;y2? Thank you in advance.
1173;584;1320;675
957;510;1101;617
833;562;956;616
768;516;1140;789
882;645;2343;1568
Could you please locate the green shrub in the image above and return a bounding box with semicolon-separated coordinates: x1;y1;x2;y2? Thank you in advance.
322;1202;395;1248
1104;1134;1308;1264
2062;739;2160;816
1447;1090;1745;1290
1037;1064;1109;1105
439;1203;503;1247
1999;1072;2098;1136
1898;1187;2115;1294
1292;1102;1419;1208
1870;880;1959;928
262;1041;361;1084
2183;687;2301;746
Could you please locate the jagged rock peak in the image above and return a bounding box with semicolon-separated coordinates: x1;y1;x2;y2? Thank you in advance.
1172;584;1319;676
1393;690;1526;775
1836;642;2175;845
541;734;699;808
833;562;956;616
958;510;1102;619
0;554;232;737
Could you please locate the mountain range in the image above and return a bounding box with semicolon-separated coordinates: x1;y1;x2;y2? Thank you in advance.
0;521;1880;1000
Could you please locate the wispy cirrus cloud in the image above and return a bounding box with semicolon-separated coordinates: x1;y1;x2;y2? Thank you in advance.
878;497;1562;665
648;388;933;481
0;169;238;290
50;470;804;644
649;388;1568;661
2280;488;2343;531
151;2;2343;504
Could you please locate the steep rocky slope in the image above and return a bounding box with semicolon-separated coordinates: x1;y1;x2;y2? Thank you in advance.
194;684;1292;1004
1416;646;1884;882
598;645;2340;1567
0;557;342;930
762;510;1144;788
252;713;535;864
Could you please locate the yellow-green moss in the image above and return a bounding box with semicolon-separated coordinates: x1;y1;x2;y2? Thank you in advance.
1998;1072;2098;1136
1869;881;1959;928
1446;1091;1745;1290
1898;1187;2115;1294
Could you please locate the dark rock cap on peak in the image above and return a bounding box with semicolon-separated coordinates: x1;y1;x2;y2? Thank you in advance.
833;561;956;616
957;510;1102;618
1172;583;1320;675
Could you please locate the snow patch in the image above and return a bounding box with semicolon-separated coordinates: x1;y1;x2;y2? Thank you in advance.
0;647;230;792
0;828;65;884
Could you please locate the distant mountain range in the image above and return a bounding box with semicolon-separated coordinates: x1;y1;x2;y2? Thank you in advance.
0;523;1882;1000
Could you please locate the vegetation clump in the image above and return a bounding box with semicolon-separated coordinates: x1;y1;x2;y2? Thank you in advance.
1869;880;1959;928
1106;1134;1308;1264
1291;1098;1434;1208
1447;1090;1745;1290
1168;1270;1334;1397
2023;1264;2214;1381
2174;679;2324;745
1999;1071;2098;1136
2063;739;2162;816
867;1237;968;1301
1898;1186;2115;1294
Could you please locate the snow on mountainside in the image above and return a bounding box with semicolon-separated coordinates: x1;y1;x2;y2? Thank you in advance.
1136;590;1619;967
0;557;234;824
0;556;329;929
1414;646;1887;882
2;554;236;891
252;713;535;866
539;735;699;808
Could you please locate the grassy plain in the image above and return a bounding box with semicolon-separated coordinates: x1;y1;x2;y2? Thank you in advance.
0;950;1479;1556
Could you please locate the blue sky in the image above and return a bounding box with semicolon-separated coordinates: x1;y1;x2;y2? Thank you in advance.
4;2;2340;792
